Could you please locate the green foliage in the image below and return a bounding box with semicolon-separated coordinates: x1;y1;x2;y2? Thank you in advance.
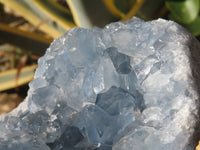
184;16;200;36
166;0;200;36
66;0;116;28
114;0;130;14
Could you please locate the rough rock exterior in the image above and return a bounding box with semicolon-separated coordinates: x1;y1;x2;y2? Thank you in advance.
0;17;200;150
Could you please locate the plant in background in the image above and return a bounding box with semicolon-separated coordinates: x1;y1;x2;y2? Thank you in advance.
0;0;147;91
166;0;200;36
0;0;200;148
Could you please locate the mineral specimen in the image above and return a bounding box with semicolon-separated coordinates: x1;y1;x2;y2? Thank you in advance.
0;17;200;150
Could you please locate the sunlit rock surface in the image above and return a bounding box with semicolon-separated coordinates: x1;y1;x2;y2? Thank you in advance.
1;17;200;150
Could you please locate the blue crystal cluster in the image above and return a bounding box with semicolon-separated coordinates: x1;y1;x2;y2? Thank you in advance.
0;17;200;150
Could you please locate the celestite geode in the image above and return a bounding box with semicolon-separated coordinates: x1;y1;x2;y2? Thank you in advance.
0;17;200;150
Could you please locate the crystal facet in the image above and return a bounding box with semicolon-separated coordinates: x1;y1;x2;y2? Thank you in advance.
0;17;200;150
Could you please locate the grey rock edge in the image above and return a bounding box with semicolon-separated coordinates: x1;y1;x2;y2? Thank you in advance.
0;17;200;150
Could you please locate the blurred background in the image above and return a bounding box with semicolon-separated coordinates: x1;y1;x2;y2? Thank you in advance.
0;0;199;118
0;0;200;149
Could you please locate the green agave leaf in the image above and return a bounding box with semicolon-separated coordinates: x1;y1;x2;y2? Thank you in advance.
0;23;52;56
114;0;130;14
121;0;144;21
184;16;200;36
0;65;37;92
0;0;63;38
136;0;166;20
103;0;125;18
66;0;116;28
32;0;75;30
103;0;145;21
166;0;199;24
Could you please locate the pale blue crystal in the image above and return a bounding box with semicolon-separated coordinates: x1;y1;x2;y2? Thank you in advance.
0;17;200;150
